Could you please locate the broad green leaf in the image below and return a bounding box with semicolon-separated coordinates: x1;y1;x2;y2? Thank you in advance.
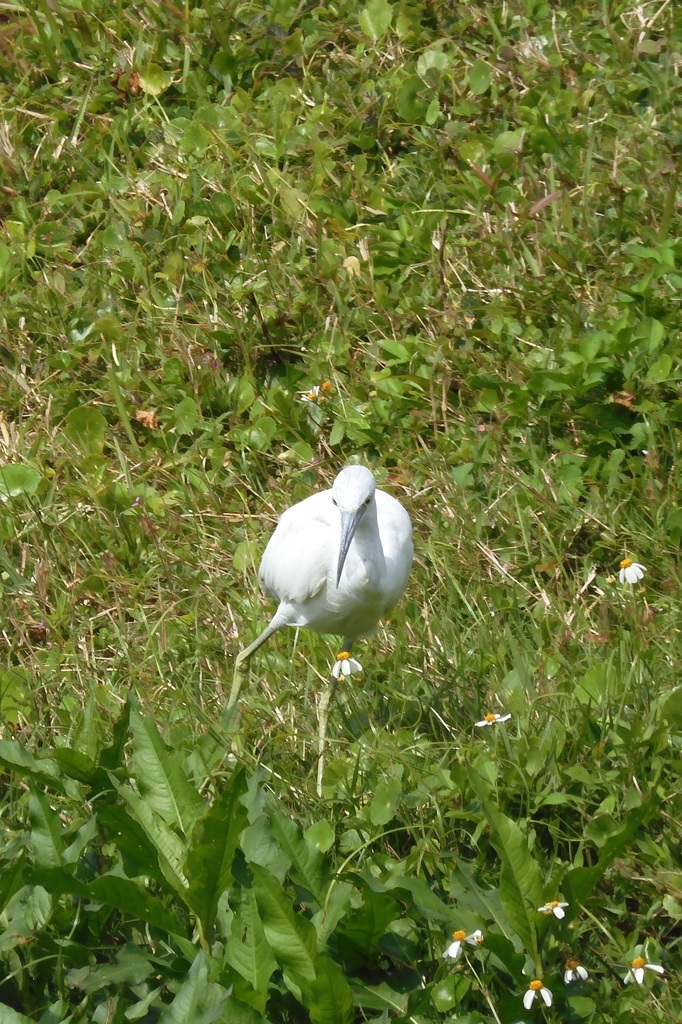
359;0;392;41
243;416;277;451
65;943;153;994
113;779;190;895
564;799;654;905
27;867;181;933
336;889;398;957
138;63;172;96
425;97;440;125
97;804;166;882
574;663;607;704
125;986;165;1021
0;464;42;501
88;875;181;933
0;853;25;915
100;699;131;771
171;396;200;434
0;740;64;789
493;128;525;153
483;931;525;978
660;685;682;722
468;766;542;963
128;698;205;835
63;406;107;455
647;353;672;383
278;183;307;222
29;789;64;868
225;886;276;1011
266;799;328;905
235;376;256;413
62;814;100;865
395;75;428;122
416;49;449;86
72;692;99;764
0;1007;36;1024
329;418;345;446
311;881;354;949
180;123;210;155
304;819;335;853
251;863;317;993
364;871;453;923
306;955;354;1024
50;747;99;786
185;768;249;933
352;979;408;1014
567;996;597;1017
449;861;513;940
369;777;402;826
158;951;229;1023
451;462;475;487
469;59;492;94
241;812;291;879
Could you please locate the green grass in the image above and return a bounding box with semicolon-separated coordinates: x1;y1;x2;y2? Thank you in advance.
0;0;681;1020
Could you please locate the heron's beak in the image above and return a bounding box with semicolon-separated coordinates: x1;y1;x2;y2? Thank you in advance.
336;508;364;586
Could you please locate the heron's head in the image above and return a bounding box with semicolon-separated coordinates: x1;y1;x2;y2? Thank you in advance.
332;466;376;586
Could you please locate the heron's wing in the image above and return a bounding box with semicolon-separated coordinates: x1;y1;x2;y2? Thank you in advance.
259;492;331;605
375;491;414;610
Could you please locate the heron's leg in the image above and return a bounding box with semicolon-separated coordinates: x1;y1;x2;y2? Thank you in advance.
316;637;353;796
228;625;278;709
316;673;337;796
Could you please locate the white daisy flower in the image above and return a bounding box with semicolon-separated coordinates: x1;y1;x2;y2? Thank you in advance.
299;386;321;402
623;956;664;985
618;558;646;584
564;958;588;983
331;651;362;679
538;900;569;919
442;928;483;960
523;979;552;1009
475;712;511;727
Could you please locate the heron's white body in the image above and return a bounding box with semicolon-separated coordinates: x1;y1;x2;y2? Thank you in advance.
260;474;413;646
229;465;413;791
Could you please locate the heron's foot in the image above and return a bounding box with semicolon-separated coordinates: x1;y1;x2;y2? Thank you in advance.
331;651;363;679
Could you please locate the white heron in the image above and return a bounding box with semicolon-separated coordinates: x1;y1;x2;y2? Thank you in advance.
228;465;413;790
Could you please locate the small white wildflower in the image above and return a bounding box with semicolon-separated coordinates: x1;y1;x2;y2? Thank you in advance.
538;900;569;919
475;712;511;728
618;558;646;584
564;958;588;983
331;651;362;679
623;956;664;985
442;928;483;960
299;386;321;403
523;979;552;1009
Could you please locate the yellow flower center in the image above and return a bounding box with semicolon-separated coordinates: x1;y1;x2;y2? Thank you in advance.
307;390;318;401
337;651;350;661
485;713;496;723
631;957;645;969
529;979;543;991
565;958;578;970
546;901;559;908
452;929;466;940
620;558;633;569
321;380;333;393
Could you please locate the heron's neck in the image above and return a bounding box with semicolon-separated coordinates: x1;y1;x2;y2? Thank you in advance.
354;505;383;558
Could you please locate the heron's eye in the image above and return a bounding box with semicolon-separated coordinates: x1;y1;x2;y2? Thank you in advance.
364;497;371;506
332;497;337;506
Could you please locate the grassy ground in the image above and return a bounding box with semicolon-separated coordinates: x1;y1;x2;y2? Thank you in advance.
0;0;681;1020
